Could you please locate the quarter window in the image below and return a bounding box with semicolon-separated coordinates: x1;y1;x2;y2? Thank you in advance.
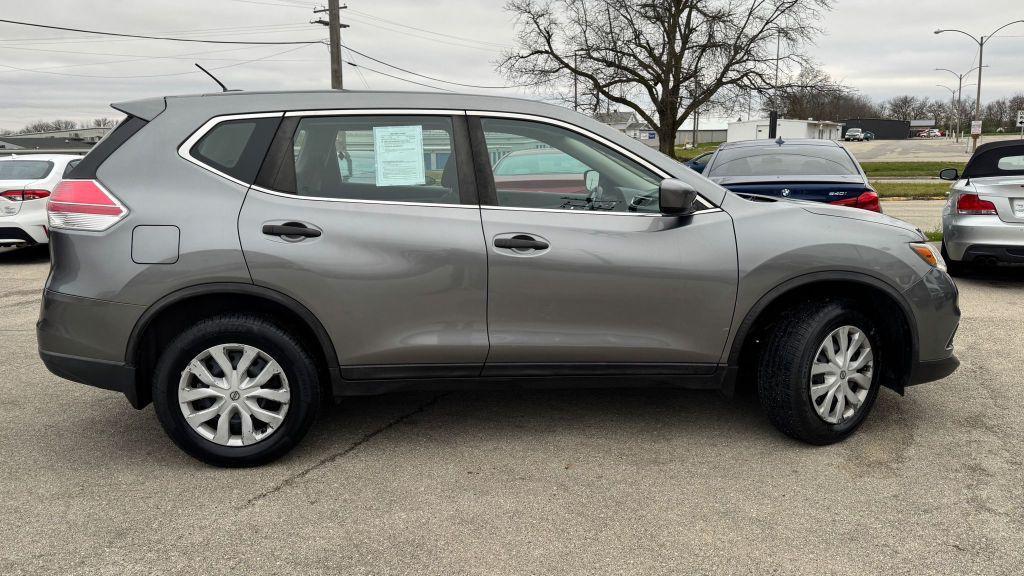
274;115;460;205
996;155;1024;171
480;118;662;213
190;117;280;184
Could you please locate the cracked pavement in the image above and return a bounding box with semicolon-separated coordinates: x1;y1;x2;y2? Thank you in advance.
1;245;1023;575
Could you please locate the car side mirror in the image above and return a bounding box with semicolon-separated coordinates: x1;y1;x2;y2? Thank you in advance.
584;170;600;193
939;168;959;181
659;178;698;215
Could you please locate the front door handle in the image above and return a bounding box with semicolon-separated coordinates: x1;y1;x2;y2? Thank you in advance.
262;223;321;238
494;235;549;250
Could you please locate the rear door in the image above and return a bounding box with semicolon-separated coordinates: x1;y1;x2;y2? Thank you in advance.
238;110;489;377
471;114;737;373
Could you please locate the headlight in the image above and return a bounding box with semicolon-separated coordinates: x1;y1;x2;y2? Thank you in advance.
910;242;947;273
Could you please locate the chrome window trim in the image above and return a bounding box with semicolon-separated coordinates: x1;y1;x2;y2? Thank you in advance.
285;108;463;117
249;184;474;209
177;112;284;188
181;109;717;214
467;110;715;211
480;205;723;217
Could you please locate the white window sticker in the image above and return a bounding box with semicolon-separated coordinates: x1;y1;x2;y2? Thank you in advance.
373;125;425;186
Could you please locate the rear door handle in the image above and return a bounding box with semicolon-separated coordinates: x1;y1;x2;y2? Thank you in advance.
494;235;549;250
262;223;321;238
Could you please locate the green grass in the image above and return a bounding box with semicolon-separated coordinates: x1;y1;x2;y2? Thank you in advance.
872;181;950;199
924;229;944;242
674;141;722;160
860;161;965;178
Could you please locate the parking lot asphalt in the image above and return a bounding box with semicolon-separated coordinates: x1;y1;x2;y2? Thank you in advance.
2;245;1023;575
842;134;1020;162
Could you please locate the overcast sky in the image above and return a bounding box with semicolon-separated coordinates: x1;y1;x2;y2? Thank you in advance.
0;0;1022;131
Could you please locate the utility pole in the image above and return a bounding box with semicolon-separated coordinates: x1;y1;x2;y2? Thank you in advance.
313;2;349;89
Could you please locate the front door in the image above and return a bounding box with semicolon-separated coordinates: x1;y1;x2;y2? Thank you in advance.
472;115;737;373
239;112;489;377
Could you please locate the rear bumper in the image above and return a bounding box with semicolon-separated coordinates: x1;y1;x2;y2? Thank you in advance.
39;350;143;408
0;225;46;245
37;290;147;407
944;216;1024;261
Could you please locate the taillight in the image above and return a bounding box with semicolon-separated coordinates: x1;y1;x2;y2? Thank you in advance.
830;191;881;212
47;180;128;231
22;190;50;201
3;190;50;201
956;193;997;215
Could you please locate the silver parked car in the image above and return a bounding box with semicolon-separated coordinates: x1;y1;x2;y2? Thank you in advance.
37;91;959;466
940;141;1024;275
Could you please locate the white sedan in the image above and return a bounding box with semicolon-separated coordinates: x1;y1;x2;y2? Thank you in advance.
0;154;82;247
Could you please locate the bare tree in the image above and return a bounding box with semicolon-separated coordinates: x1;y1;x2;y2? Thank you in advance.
771;63;876;121
499;0;832;158
19;119;81;133
90;117;119;128
882;95;930;122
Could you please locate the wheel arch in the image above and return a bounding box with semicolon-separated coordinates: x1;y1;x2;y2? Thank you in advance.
126;283;341;408
726;271;918;395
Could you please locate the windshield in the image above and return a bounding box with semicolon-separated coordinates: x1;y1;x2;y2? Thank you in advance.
494;150;589;176
707;146;859;177
847;128;862;134
0;160;54;181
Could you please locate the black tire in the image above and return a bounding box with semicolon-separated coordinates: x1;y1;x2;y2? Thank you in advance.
756;300;882;445
941;242;967;277
152;314;321;467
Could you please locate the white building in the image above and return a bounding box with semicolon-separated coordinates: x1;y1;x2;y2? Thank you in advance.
727;118;842;142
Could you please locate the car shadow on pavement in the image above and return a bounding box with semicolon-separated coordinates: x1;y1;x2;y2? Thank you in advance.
0;245;49;264
954;264;1024;284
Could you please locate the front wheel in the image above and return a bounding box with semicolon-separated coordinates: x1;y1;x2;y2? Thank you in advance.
152;314;321;467
756;300;882;445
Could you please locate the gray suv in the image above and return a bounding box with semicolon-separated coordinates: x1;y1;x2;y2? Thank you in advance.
38;91;960;466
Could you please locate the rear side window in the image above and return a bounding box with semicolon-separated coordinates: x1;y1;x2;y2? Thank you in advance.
189;117;280;184
268;115;460;205
996;155;1024;171
0;160;53;180
707;146;858;177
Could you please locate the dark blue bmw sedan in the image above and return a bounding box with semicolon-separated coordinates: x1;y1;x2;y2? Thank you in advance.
702;138;881;212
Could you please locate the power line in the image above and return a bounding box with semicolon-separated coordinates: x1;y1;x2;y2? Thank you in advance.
340;43;532;90
340;13;503;53
0;42;316;79
344;60;453;92
0;18;324;44
345;8;511;49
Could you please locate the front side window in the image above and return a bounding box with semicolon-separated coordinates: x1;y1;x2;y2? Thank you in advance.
275;115;459;205
481;118;661;213
707;146;859;177
0;160;54;180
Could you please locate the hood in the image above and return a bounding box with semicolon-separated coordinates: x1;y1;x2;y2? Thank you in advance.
799;202;923;237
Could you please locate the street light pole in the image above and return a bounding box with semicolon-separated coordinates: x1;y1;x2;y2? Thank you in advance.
937;84;957;140
935;20;1024;152
936;66;985;143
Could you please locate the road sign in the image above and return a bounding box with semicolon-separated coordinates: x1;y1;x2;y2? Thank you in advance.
1017;110;1024;127
971;120;983;136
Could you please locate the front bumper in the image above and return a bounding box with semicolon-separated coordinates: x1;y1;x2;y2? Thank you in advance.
908;354;960;386
944;215;1024;261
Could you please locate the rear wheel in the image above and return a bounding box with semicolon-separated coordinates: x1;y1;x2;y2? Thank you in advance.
152;314;320;467
756;300;881;445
